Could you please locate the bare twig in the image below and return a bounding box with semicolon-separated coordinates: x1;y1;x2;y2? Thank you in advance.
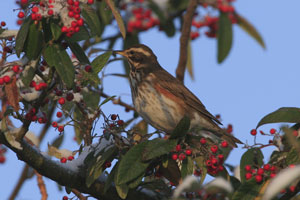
176;0;198;83
35;171;48;200
100;92;135;111
72;189;87;200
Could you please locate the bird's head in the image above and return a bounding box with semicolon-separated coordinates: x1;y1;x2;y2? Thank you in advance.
115;44;158;70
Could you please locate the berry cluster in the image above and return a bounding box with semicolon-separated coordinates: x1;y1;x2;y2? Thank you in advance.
171;144;192;161
244;164;277;183
60;155;74;163
127;7;160;33
24;107;48;124
103;114;125;135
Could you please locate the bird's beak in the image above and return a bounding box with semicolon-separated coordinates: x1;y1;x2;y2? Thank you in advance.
114;50;127;57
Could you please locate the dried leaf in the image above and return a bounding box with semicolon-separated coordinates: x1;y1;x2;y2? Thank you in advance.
47;144;75;159
5;76;20;111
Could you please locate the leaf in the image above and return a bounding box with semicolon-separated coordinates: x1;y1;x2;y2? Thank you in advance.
115;184;128;199
240;148;264;183
159;159;181;185
142;138;177;161
100;95;116;106
116;141;149;185
68;42;90;64
98;1;112;25
217;12;233;63
82;70;101;86
91;51;112;74
194;156;207;184
82;90;100;109
236;13;265;49
51;134;64;148
43;44;75;88
256;107;300;129
133;120;148;136
21;59;38;87
81;4;102;36
104;0;126;39
73;107;83;145
15;17;32;57
231;179;265;200
186;40;194;80
181;157;194;179
103;162;118;193
24;23;43;60
5;77;20;111
86;146;117;188
170;116;190;139
128;172;144;189
50;23;62;40
67;26;90;42
47;145;75;159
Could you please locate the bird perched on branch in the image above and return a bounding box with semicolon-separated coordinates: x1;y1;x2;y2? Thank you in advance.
115;44;242;147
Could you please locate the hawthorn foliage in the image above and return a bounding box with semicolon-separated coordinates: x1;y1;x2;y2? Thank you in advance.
0;0;300;200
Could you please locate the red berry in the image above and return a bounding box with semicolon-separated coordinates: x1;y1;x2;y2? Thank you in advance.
12;65;20;73
221;141;228;148
270;173;276;178
250;129;257;136
52;121;58;127
87;0;94;4
200;138;206;144
105;161;111;168
179;153;186;160
175;144;181;152
1;21;6;26
67;156;74;161
172;153;178;160
210;145;218;153
255;175;263;183
31;6;39;13
270;128;276;134
245;165;252;172
68;11;74;17
58;125;64;132
58;97;65;105
56;112;63;118
218;154;224;162
66;93;74;101
289;186;296;192
205;160;212;166
185;149;192;156
61;26;68;33
0;78;4;85
77;18;84;26
60;157;67;163
211;158;218;165
117;120;124;126
263;164;270;171
48;9;54;16
3;76;10;83
257;168;264;175
245;172;252;180
18;11;25;18
20;0;28;4
62;196;68;200
111;114;117;120
84;65;92;72
270;166;277;172
67;0;74;5
0;156;6;163
74;1;80;7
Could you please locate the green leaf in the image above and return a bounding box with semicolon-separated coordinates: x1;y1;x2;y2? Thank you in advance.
15;17;32;57
256;107;300;129
186;40;194;80
142;138;177;161
68;42;90;64
240;148;264;183
21;59;38;87
98;1;112;25
286;148;300;165
217;12;233;63
170;116;190;139
163;19;176;37
194;156;207;184
24;23;43;60
43;44;75;88
81;4;102;36
231;179;264;200
236;13;265;49
51;134;64;148
103;162;118;193
50;23;62;40
91;51;112;74
82;90;100;109
116;141;149;185
104;0;126;39
100;95;116;106
128;172;144;189
86;146;117;188
67;26;90;42
181;157;194;178
115;184;128;199
73;107;83;145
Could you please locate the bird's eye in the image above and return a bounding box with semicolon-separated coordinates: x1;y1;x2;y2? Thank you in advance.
129;51;134;55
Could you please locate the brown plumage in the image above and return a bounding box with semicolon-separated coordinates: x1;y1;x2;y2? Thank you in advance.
115;44;242;147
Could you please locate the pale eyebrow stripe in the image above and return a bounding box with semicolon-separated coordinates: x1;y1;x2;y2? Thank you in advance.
129;48;151;57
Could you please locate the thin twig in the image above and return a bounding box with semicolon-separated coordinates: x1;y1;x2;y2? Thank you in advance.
72;189;87;200
35;171;48;200
176;0;198;83
100;92;135;111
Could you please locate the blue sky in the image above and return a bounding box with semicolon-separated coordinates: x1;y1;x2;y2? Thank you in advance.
1;0;300;199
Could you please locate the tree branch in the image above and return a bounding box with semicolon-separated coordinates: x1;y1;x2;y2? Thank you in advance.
35;171;48;200
176;0;198;83
0;132;157;200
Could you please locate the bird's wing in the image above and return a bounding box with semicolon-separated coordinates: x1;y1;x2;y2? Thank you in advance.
154;68;222;125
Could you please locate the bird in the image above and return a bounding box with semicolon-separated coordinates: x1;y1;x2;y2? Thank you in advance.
115;44;242;147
